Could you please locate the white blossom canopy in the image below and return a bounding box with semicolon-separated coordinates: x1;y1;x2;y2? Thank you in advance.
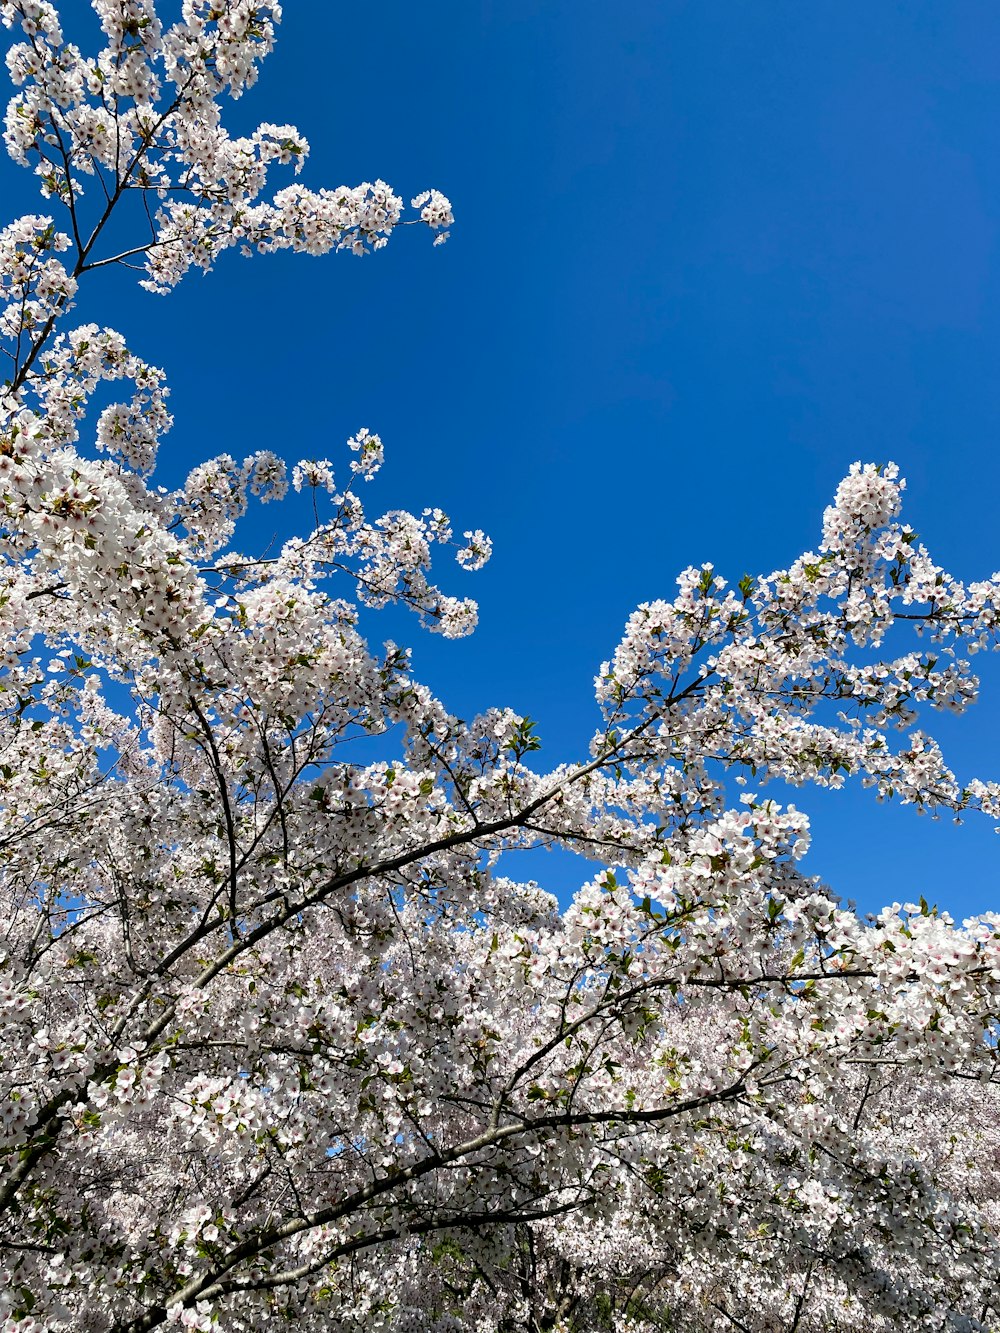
1;5;1000;1333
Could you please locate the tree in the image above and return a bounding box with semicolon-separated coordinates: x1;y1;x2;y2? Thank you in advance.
1;4;1000;1331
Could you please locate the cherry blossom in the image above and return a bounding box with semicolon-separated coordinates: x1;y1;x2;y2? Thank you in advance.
2;5;1000;1333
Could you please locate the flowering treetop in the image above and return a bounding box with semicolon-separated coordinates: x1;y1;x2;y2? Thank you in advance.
2;4;1000;1333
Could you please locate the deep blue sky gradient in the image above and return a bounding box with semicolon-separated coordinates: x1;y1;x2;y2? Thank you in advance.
5;1;1000;914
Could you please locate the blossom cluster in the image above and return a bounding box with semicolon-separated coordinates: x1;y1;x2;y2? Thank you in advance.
1;0;452;310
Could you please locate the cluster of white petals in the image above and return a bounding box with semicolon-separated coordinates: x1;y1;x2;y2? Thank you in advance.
1;0;450;302
0;214;75;338
2;6;1000;1333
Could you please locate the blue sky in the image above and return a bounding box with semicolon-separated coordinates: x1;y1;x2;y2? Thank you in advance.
6;1;1000;916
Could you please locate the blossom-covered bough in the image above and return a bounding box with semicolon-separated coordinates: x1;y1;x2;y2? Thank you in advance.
2;4;1000;1332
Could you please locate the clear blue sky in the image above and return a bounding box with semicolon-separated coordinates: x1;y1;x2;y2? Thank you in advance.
6;2;1000;916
